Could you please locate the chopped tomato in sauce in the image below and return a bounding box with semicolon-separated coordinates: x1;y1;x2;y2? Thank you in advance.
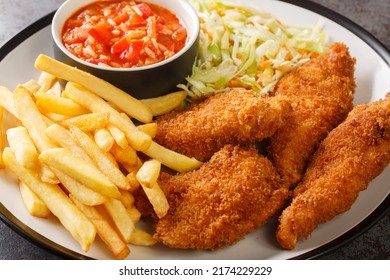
62;0;187;68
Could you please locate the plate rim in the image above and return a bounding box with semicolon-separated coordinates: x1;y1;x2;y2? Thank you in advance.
0;1;389;260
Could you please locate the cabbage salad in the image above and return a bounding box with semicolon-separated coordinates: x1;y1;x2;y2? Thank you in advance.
180;0;329;99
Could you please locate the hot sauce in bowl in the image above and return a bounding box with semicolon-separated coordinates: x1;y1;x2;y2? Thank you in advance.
52;0;199;99
62;0;188;68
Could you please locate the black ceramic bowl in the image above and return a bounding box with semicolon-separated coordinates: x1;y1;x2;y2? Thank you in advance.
52;0;199;99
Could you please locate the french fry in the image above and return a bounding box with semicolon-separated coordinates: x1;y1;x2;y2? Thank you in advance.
127;207;141;224
39;107;70;123
119;189;135;209
141;90;186;116
143;141;203;172
41;114;56;126
122;156;143;174
70;195;130;260
22;79;40;95
94;128;115;152
3;147;96;252
19;181;50;218
126;172;141;191
129;227;157;246
35;91;89;117
108;125;128;149
6;126;39;170
103;198;135;243
37;162;60;185
140;181;169;219
136;159;161;188
45;123;96;167
110;143;138;166
120;112;157;141
47;81;63;97
13;85;57;152
37;71;57;92
2;55;214;259
68;125;131;191
0;106;3;168
39;147;121;200
13;85;58;183
105;150;119;168
63;82;152;151
34;54;153;123
60;112;109;131
123;161;143;192
119;112;134;125
137;123;158;138
53;168;107;206
0;86;18;118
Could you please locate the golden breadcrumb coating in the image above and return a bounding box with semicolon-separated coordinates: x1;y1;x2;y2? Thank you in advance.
276;94;390;249
154;89;290;161
268;42;356;187
154;145;290;250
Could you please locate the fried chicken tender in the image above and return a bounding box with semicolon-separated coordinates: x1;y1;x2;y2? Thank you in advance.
276;94;390;250
268;42;356;186
154;145;289;250
154;89;290;162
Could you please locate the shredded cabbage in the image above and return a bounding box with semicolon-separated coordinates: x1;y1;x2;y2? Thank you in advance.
179;0;330;99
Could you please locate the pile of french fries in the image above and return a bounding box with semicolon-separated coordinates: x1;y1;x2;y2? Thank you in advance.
0;54;202;259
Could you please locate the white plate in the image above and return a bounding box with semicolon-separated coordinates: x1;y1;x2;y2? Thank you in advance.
0;0;389;260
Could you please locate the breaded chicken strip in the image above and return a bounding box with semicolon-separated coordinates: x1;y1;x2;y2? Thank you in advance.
268;42;356;186
276;94;390;250
154;89;290;162
154;145;289;250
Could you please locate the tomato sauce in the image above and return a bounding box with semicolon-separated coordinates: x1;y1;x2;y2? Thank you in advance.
62;0;188;68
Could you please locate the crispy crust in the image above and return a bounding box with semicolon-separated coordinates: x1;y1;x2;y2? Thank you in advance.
276;95;390;250
154;89;291;161
268;42;356;186
154;145;290;250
